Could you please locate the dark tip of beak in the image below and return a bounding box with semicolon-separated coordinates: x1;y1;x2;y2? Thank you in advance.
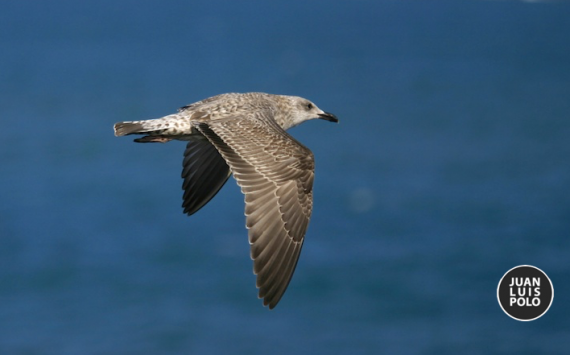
318;112;339;123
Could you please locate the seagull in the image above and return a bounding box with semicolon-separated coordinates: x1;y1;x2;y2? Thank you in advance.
113;92;338;309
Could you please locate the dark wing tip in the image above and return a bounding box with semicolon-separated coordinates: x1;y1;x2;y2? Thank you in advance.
181;139;231;216
178;104;192;112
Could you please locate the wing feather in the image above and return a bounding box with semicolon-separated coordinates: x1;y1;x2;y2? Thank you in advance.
181;139;231;215
196;115;314;309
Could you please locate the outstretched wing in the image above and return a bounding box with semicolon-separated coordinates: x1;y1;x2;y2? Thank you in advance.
181;138;231;215
196;115;314;309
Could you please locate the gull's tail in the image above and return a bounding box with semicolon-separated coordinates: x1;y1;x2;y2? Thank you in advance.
114;115;191;143
114;121;147;136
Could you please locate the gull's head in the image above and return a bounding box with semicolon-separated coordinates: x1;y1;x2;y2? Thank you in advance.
281;96;339;130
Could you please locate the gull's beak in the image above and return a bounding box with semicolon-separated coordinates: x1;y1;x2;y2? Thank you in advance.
318;111;339;123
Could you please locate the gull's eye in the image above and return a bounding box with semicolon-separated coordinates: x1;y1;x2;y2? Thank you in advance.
306;103;313;110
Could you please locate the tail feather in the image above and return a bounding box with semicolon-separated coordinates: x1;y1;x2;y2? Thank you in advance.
114;114;190;137
114;122;145;136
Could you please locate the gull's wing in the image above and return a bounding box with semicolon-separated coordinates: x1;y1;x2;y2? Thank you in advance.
182;139;231;215
196;115;314;309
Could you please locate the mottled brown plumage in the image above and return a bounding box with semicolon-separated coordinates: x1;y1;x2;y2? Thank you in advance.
113;92;338;309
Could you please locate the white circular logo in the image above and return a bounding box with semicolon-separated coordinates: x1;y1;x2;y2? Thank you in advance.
497;265;553;321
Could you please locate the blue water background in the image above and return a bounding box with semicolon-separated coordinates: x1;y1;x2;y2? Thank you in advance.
1;1;569;354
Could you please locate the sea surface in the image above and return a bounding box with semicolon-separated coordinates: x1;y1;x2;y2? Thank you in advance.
1;1;569;354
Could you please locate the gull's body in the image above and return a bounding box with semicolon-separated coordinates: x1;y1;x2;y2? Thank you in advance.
114;92;338;309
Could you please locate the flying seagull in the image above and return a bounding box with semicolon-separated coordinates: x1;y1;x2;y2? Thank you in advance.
113;92;338;309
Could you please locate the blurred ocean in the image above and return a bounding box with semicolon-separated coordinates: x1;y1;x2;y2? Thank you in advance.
1;1;569;354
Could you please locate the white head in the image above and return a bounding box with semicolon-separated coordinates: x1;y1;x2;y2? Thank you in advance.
280;95;339;130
